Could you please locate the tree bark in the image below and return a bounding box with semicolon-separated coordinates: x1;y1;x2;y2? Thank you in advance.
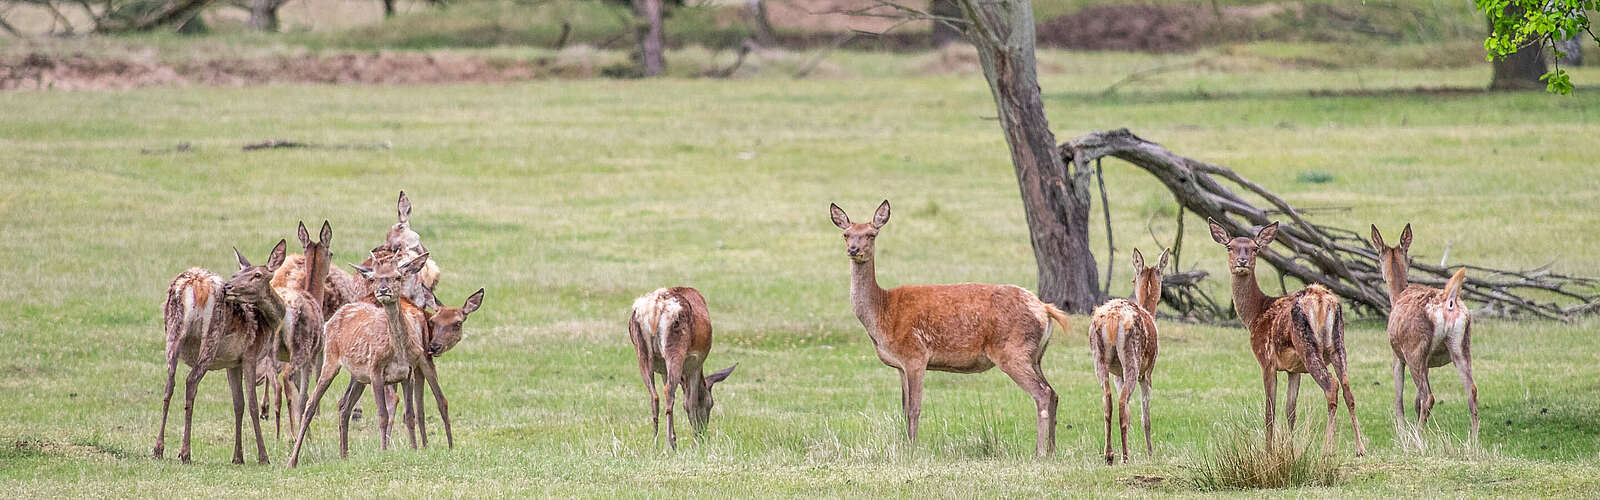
632;0;666;76
1488;7;1548;90
1555;37;1582;66
248;0;281;31
744;0;776;46
382;0;396;18
955;0;1102;312
95;0;217;33
928;0;963;48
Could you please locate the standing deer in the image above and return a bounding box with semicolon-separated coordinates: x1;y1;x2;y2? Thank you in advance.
154;240;286;464
288;252;433;467
1089;248;1167;464
267;221;331;442
830;201;1069;456
342;289;485;450
1371;224;1477;441
360;191;442;308
1209;219;1366;455
627;287;736;449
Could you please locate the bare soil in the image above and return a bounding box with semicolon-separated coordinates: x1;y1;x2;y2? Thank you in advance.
2;51;568;91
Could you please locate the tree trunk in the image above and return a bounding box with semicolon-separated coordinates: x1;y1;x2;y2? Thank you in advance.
95;0;217;33
1556;37;1582;66
1488;7;1548;90
955;0;1102;312
382;0;396;18
632;0;666;76
745;0;776;46
248;0;281;31
929;0;963;48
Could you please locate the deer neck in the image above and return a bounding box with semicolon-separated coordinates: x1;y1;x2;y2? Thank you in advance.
850;258;889;341
250;289;287;333
1229;268;1272;326
1133;280;1159;314
382;300;415;368
1380;258;1408;301
304;250;329;302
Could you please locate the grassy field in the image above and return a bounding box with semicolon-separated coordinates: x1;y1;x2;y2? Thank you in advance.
3;60;1600;496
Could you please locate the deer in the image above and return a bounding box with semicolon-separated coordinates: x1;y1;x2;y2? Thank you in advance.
627;287;737;449
340;289;485;450
288;252;436;467
1089;248;1167;465
1209;219;1366;455
830;201;1070;456
263;221;332;442
154;240;286;464
1371;224;1477;442
359;190;442;309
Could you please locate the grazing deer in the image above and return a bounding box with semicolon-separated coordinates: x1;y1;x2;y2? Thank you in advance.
288;253;433;467
627;287;736;449
1371;224;1477;441
267;221;332;442
1089;248;1167;464
830;201;1069;456
1209;219;1366;455
343;289;485;450
154;240;287;464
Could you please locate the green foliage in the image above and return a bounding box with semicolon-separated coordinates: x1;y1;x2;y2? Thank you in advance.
1478;0;1599;93
1296;170;1335;184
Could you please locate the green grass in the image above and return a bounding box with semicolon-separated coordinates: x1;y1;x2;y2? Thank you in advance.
3;64;1600;496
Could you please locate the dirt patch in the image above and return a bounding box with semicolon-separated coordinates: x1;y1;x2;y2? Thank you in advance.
0;49;612;91
1037;3;1297;52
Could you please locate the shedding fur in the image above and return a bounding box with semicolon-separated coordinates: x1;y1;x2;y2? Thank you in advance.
626;287;732;450
1374;225;1477;441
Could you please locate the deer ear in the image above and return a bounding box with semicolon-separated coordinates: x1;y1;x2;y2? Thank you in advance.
1399;223;1413;251
1208;218;1231;245
462;288;484;315
829;203;851;230
706;364;737;386
297;222;312;248
266;239;288;271
397;191;412;225
320;220;333;245
1254;221;1279;247
234;247;252;270
1157;248;1170;272
1130;248;1145;274
401;252;430;276
1369;225;1386;250
871;200;891;228
350;263;373;278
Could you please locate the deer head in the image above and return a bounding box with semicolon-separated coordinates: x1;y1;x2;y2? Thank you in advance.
225;240;288;304
1369;223;1413;288
1130;248;1169;311
1209;219;1278;276
688;364;738;434
424;288;484;356
352;252;430;306
386;191;424;253
297;220;334;262
830;200;891;264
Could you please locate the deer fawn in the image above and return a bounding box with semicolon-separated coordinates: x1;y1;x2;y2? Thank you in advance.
1209;219;1366;455
154;240;287;464
628;287;736;449
1089;248;1167;464
288;252;432;467
1372;224;1478;441
830;201;1069;456
342;289;485;450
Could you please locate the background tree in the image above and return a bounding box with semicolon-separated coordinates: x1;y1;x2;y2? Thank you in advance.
632;0;665;76
1479;0;1600;93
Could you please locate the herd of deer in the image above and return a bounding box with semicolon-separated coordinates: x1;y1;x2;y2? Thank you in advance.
152;196;1479;467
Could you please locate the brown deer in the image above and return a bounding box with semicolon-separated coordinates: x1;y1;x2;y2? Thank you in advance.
1209;219;1366;455
1371;224;1477;441
359;191;441;308
154;240;286;464
627;287;736;449
342;289;485;450
1089;248;1167;464
266;221;332;442
830;201;1069;456
288;252;434;467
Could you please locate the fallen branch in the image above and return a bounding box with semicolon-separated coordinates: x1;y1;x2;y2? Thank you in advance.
1062;128;1600;320
140;142;194;154
242;140;391;151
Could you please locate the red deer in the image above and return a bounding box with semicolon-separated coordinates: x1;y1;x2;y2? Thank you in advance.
154;240;287;464
830;201;1069;456
288;253;432;467
342;289;485;450
358;191;441;309
1209;219;1366;455
1371;224;1477;441
1089;248;1166;464
264;221;331;442
628;287;736;449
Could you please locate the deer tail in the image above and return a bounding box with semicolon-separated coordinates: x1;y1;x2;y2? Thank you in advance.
1442;268;1467;305
1043;304;1071;347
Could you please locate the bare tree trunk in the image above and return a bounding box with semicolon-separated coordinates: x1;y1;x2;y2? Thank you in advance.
929;0;963;48
632;0;666;76
96;0;217;33
955;0;1102;312
1556;37;1583;66
744;0;776;46
248;0;281;31
1488;7;1548;90
382;0;395;18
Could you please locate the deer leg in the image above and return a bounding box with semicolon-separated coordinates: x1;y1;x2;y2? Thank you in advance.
1407;362;1433;428
999;358;1057;457
412;369;429;449
638;361;660;440
421;358;453;449
337;380;365;459
227;367;246;465
153;343;180;459
178;364;207;464
1303;359;1339;453
1284;372;1300;432
373;379;393;451
401;377;418;450
663;372;680;451
1448;339;1479;444
1117;362;1136;464
240;360;268;464
1333;350;1366;456
1261;366;1277;449
903;364;926;446
1139;377;1152;458
288;362;340;468
1092;337;1113;465
1393;358;1407;423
